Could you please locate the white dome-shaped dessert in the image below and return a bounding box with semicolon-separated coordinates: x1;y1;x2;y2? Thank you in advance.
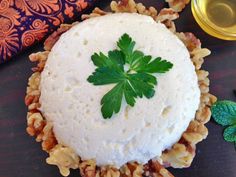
39;13;200;167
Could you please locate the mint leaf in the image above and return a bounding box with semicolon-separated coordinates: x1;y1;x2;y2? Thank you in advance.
88;33;173;119
223;125;236;142
211;100;236;126
211;100;236;149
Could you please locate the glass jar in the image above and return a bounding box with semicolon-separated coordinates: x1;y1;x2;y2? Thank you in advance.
191;0;236;40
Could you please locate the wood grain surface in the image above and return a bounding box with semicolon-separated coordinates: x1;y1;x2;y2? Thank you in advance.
0;1;236;177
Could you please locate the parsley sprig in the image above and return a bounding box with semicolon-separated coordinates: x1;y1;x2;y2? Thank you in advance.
87;33;173;119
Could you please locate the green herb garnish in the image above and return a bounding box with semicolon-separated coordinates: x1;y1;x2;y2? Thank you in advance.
211;100;236;149
87;33;173;119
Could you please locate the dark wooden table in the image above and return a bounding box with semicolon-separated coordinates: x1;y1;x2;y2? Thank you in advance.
0;1;236;177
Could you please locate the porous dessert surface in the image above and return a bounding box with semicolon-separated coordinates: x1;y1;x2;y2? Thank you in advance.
40;13;200;167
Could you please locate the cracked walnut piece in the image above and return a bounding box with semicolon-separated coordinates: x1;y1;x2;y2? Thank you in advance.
47;145;80;176
25;0;216;177
165;0;190;12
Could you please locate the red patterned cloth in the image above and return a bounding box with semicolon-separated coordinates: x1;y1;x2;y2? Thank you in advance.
0;0;96;63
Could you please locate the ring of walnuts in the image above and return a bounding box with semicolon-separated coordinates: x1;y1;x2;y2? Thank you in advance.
25;0;217;176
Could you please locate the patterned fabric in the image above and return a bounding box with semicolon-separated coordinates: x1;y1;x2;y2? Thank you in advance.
0;0;96;63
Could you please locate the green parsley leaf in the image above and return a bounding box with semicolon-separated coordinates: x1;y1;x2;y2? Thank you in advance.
128;73;156;98
101;82;124;118
223;125;236;142
108;50;125;70
211;100;236;126
88;33;173;119
87;67;125;85
123;81;137;107
133;57;173;73
91;52;109;67
130;50;145;65
117;33;136;64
